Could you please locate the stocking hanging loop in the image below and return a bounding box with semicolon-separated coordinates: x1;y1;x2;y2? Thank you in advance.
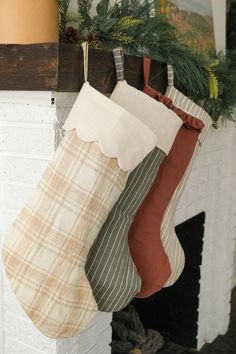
167;64;174;86
82;41;89;82
113;47;125;81
143;57;152;87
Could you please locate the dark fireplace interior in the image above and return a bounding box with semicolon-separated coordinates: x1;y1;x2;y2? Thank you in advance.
113;212;206;349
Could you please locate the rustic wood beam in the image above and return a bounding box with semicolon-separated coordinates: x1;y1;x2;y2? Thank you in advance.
0;43;168;93
0;43;58;90
58;43;168;94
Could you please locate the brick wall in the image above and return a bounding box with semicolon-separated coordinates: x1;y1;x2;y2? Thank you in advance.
173;121;236;349
0;92;112;354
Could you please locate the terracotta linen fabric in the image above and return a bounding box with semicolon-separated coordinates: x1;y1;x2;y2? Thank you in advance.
128;58;204;298
162;66;212;287
2;82;157;339
129;126;201;297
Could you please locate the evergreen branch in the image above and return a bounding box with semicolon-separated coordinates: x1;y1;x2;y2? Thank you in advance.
78;0;93;30
112;32;135;44
58;0;236;126
58;0;71;40
66;12;83;25
77;0;93;16
115;16;144;30
208;70;218;99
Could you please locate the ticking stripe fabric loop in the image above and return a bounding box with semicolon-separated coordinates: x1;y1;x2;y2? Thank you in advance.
113;47;125;81
167;64;174;86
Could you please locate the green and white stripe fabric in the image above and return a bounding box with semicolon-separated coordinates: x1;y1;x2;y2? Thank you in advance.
86;148;164;312
113;47;124;81
85;50;182;312
162;64;212;287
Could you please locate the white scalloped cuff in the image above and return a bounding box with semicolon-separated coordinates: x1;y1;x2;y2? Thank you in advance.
63;82;158;172
111;81;183;155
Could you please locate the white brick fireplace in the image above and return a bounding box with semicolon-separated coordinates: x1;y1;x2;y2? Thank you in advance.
0;92;236;353
0;92;112;354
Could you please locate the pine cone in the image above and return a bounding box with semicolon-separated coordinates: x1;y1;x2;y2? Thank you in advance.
132;348;142;354
66;26;79;43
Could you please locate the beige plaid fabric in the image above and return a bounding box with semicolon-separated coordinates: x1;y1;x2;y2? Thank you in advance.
3;131;128;338
2;82;157;338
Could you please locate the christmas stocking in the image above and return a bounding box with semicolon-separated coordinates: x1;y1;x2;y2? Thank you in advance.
85;49;182;312
162;65;212;287
2;45;158;339
128;59;204;297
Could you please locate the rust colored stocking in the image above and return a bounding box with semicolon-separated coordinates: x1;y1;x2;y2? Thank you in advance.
128;58;204;297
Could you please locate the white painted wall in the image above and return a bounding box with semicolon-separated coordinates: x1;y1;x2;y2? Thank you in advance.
212;0;226;53
0;92;57;354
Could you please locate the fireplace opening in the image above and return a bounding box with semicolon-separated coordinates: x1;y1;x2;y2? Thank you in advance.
112;212;206;350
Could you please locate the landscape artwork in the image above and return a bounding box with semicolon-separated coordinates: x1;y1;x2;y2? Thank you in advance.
167;0;216;58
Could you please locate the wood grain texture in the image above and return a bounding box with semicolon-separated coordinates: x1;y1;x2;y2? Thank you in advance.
0;43;58;90
0;43;168;92
58;43;168;93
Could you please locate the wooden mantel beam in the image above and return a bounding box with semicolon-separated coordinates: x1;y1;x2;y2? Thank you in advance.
0;43;58;91
0;43;168;93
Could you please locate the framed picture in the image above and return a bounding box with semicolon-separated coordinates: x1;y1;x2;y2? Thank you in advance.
167;0;216;58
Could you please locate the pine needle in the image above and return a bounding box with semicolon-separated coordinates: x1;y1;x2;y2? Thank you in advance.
58;0;236;126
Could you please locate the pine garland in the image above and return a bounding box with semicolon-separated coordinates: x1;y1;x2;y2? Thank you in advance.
58;0;70;41
201;49;236;127
77;0;93;31
58;0;236;126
